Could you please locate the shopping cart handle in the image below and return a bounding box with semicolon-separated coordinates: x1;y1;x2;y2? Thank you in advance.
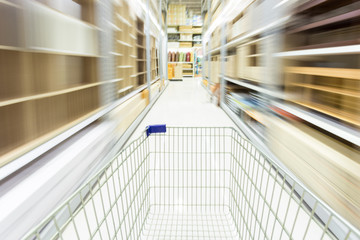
146;124;166;137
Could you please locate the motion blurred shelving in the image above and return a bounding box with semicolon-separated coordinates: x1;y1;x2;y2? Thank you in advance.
0;0;166;179
203;0;360;233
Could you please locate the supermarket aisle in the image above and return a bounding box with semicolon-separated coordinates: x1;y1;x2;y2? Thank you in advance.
130;77;239;140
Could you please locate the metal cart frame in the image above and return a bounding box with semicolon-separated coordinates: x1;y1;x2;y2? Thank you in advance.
24;126;360;239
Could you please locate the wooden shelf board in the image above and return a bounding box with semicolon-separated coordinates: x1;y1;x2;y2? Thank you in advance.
117;14;132;27
294;0;329;14
276;45;360;57
246;54;263;57
0;83;99;107
0;107;103;167
107;20;122;32
292;83;359;98
136;29;145;35
0;45;24;51
291;39;360;51
290;100;360;126
117;65;134;69
285;67;360;80
168;62;194;64
288;9;360;34
0;79;122;107
0;0;21;8
132;71;147;76
28;47;100;57
110;51;123;56
117;40;133;48
118;85;134;94
0;45;100;57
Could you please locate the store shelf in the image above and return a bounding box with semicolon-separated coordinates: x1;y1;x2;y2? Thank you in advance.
275;45;360;57
117;65;134;69
224;77;285;99
294;0;330;14
288;8;360;34
291;39;360;51
132;71;147;76
136;29;145;35
272;102;360;146
0;78;166;180
210;47;221;54
168;31;201;34
117;14;132;27
246;54;263;58
117;40;133;48
290;100;360;127
291;83;359;98
107;20;122;32
222;103;285;165
0;0;20;8
110;52;123;56
224;16;290;49
179;40;202;42
285;67;360;80
118;85;134;94
151;77;160;84
0;79;122;108
0;45;23;51
168;62;194;63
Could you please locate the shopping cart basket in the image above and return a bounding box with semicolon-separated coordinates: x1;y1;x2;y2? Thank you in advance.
24;126;359;239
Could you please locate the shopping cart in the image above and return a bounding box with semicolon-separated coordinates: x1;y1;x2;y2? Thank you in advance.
24;126;359;239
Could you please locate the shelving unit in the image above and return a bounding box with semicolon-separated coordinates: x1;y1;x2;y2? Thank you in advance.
203;0;360;233
0;0;167;180
114;1;137;97
0;0;101;166
166;3;202;80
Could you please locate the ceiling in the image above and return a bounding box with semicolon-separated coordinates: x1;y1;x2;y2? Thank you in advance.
168;0;202;15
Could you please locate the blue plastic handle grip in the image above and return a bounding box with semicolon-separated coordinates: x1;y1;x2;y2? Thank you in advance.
146;124;166;137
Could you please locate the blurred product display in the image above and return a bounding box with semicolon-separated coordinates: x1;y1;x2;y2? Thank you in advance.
203;0;360;233
1;0;360;239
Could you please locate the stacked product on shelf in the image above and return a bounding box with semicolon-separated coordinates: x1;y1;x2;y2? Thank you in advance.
0;0;163;176
203;0;360;232
0;0;100;165
136;18;147;86
168;50;194;78
114;1;137;97
166;4;202;79
167;4;186;26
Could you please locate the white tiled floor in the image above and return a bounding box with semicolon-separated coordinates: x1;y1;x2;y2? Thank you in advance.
130;77;239;141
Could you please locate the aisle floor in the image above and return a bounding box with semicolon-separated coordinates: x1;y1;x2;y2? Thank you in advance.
130;77;239;141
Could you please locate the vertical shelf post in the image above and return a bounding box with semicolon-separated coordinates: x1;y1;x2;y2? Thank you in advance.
146;0;151;100
207;0;211;92
158;0;163;84
220;18;226;107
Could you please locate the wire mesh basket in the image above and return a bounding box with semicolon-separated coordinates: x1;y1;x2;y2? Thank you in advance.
24;126;360;240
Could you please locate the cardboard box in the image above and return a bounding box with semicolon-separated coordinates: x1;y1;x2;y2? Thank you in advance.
174;64;182;79
180;42;192;48
210;56;220;84
179;25;192;32
225;55;237;78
